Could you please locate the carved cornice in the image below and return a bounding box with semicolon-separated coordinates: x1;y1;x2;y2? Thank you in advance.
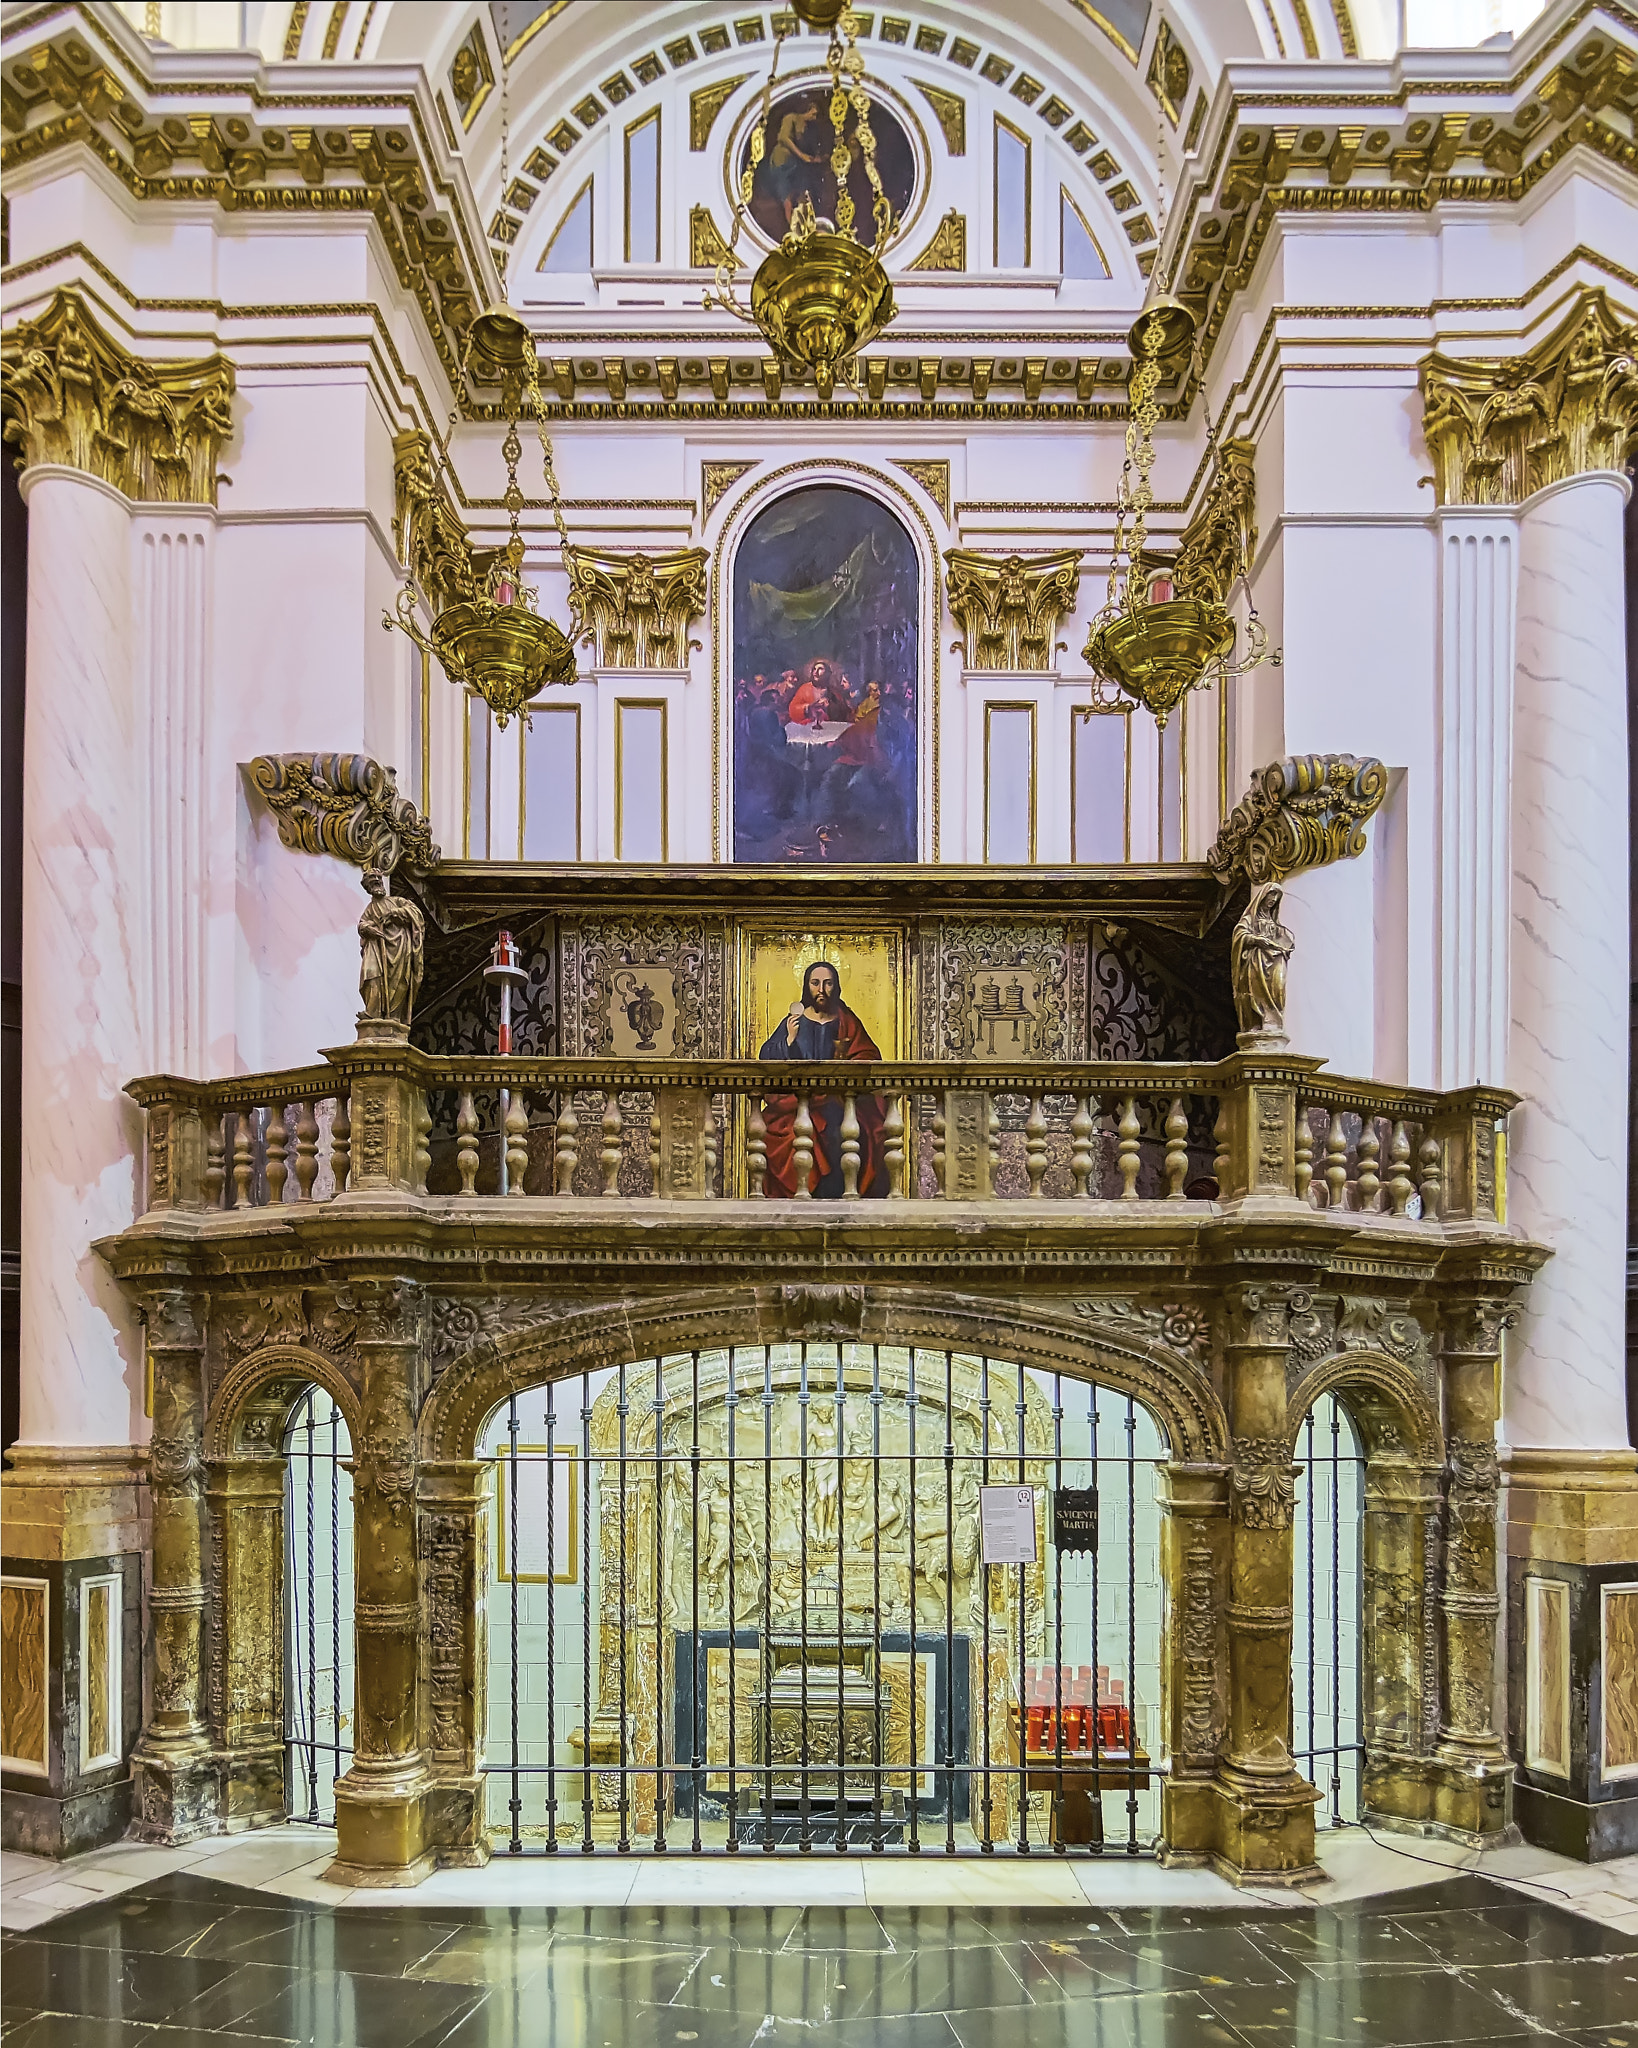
566;545;708;670
944;548;1082;673
1208;755;1389;890
1420;285;1638;505
247;754;441;877
0;286;233;503
1173;438;1257;607
392;428;480;615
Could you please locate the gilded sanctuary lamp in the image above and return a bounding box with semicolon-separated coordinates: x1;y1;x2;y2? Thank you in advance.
705;4;899;399
1085;297;1276;729
383;301;578;730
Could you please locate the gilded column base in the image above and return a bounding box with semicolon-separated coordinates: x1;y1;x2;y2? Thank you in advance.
129;1743;222;1844
1362;1752;1516;1844
425;1773;491;1868
1197;1768;1322;1886
329;1760;435;1887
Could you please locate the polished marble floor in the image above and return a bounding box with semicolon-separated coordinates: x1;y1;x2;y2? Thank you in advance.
1;1866;1636;2048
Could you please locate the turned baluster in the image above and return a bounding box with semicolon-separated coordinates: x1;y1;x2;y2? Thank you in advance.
204;1112;226;1209
932;1105;947;1196
330;1094;351;1193
839;1092;861;1197
1025;1094;1048;1197
1294;1106;1314;1206
413;1091;433;1195
265;1104;288;1205
1386;1119;1413;1217
1070;1094;1096;1198
1356;1117;1381;1212
748;1100;768;1198
1164;1096;1188;1198
705;1102;720;1197
293;1101;319;1203
505;1089;530;1196
230;1110;254;1209
1324;1110;1349;1211
554;1095;580;1195
1117;1096;1141;1201
792;1091;815;1199
600;1092;623;1197
883;1095;906;1197
456;1091;480;1194
1418;1134;1442;1220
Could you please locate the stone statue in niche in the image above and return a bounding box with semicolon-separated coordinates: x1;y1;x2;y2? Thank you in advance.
357;869;425;1036
1230;882;1293;1047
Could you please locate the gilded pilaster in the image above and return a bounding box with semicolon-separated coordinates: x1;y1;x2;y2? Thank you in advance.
1430;1299;1515;1838
131;1290;218;1841
418;1459;491;1866
1155;1460;1231;1861
1213;1285;1320;1881
330;1279;432;1884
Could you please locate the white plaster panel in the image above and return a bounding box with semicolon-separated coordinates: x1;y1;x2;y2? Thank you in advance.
1506;471;1631;1452
16;471;146;1447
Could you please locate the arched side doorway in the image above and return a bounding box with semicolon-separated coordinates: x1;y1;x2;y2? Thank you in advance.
282;1388;355;1826
474;1345;1170;1857
1292;1393;1366;1828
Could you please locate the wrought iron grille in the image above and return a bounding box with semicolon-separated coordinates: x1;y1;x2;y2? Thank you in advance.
478;1345;1168;1857
1291;1391;1366;1827
282;1388;354;1825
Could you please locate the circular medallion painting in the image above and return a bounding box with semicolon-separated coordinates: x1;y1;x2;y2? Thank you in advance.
739;86;917;246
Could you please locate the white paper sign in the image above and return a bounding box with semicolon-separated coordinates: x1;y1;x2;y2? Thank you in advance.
979;1484;1039;1565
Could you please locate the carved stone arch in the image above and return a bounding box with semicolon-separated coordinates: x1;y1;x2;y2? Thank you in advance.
418;1282;1228;1465
1284;1349;1441;1466
205;1343;363;1461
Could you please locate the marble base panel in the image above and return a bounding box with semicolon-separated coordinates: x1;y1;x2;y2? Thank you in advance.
1;1775;133;1856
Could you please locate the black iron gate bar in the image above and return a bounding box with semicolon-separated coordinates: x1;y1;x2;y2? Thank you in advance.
1292;1396;1366;1827
282;1389;351;1825
485;1347;1164;1858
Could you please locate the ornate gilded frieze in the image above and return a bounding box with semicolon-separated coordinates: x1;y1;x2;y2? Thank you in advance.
1421;287;1638;506
566;546;707;669
944;548;1082;672
247;754;441;877
0;288;233;504
1173;439;1257;607
1209;755;1389;891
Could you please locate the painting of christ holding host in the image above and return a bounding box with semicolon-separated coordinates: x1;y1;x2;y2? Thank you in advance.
757;962;888;1198
732;485;919;863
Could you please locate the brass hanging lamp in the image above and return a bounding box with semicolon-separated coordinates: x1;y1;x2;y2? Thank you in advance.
382;11;579;729
705;0;898;399
1083;146;1278;729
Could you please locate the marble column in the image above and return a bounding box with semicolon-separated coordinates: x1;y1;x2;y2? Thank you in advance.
15;466;146;1451
1435;506;1516;1091
1506;470;1632;1453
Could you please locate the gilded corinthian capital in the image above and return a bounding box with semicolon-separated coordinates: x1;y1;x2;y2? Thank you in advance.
1;288;234;504
1420;286;1638;507
945;548;1083;672
566;546;708;669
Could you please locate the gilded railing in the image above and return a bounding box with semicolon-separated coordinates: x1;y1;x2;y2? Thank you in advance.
126;1052;1511;1224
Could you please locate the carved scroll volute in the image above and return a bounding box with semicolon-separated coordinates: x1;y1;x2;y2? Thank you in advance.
566;545;708;669
1420;286;1638;508
246;754;440;877
944;548;1082;672
1;287;234;504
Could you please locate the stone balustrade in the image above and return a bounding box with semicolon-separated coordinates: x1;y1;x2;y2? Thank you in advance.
126;1051;1511;1226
